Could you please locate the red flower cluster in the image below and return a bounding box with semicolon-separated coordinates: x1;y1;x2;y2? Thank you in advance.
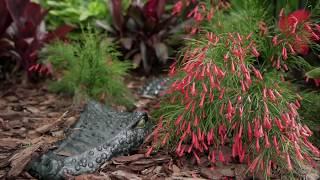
274;9;320;60
172;0;228;35
150;31;320;176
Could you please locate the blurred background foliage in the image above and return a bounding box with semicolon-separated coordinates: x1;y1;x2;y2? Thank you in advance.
32;0;133;29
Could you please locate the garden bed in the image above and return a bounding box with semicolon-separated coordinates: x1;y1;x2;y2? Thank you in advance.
1;0;320;179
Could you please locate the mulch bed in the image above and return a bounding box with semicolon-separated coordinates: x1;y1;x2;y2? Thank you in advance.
0;81;80;179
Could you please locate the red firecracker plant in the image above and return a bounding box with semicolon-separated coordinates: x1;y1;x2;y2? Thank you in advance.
150;1;320;178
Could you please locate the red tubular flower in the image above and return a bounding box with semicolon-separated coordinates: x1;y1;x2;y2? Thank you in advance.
252;67;263;80
202;82;208;93
210;150;216;163
219;150;225;163
251;47;260;57
267;161;272;176
231;61;235;73
162;133;169;145
249;157;260;173
282;46;288;60
199;92;206;108
191;82;196;96
294;141;304;160
146;147;153;157
193;115;199;126
272;35;278;45
273;136;280;153
263;115;272;130
264;134;271;148
255;138;260;152
207;8;214;21
248;123;253;141
175;115;183;125
172;1;183;15
207;32;215;42
286;153;293;171
193;151;201;164
219;88;225;99
209;89;214;102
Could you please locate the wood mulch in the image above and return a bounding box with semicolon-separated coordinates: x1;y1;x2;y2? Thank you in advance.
0;81;80;179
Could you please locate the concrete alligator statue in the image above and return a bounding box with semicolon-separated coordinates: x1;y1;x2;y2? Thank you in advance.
27;101;150;180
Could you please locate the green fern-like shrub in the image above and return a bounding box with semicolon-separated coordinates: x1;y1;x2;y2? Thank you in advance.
44;30;133;106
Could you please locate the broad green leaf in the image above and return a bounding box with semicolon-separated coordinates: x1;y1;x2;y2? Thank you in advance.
306;67;320;79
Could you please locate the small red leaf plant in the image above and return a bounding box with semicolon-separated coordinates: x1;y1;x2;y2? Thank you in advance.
272;8;320;86
0;0;72;79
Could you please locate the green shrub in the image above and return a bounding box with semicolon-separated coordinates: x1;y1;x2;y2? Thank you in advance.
149;0;320;178
44;29;133;106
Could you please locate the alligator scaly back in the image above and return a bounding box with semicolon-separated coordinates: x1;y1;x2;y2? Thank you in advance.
27;101;149;180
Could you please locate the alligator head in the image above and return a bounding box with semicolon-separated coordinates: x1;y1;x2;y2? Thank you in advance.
27;101;150;180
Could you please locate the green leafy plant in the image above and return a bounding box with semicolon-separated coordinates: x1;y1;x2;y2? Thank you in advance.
148;0;320;179
97;0;198;74
44;29;133;106
38;0;107;29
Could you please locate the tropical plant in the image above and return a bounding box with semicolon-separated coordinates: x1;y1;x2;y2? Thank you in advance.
37;0;108;29
148;0;320;178
44;29;133;106
0;0;72;80
97;0;198;74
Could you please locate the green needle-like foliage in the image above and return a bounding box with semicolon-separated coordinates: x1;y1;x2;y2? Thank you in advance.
44;29;133;106
149;0;320;179
299;91;320;146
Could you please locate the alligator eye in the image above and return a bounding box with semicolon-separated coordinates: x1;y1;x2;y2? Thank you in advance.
136;117;146;128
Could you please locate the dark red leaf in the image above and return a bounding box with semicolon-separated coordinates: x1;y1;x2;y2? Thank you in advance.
4;0;29;22
140;42;151;73
1;0;71;78
44;25;74;43
143;0;166;20
127;5;145;28
109;0;124;32
156;0;166;19
6;0;47;38
143;0;158;20
0;0;12;36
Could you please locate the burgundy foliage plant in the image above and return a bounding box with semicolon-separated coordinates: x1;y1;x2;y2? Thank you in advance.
0;0;72;79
